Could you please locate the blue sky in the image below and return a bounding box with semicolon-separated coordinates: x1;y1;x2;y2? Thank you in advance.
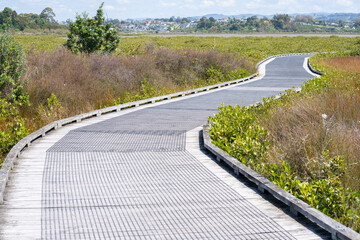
2;0;359;21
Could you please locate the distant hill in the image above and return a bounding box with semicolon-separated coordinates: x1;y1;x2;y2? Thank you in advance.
314;13;360;22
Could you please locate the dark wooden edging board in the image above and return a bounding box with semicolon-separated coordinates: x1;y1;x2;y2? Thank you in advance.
308;59;324;76
0;52;317;205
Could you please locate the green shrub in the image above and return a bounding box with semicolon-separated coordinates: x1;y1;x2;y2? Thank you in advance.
0;99;28;166
209;104;270;172
0;33;29;166
36;93;65;126
0;33;28;105
66;3;119;54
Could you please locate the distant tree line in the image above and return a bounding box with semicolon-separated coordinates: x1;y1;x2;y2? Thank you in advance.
0;7;67;31
197;14;304;32
196;14;360;32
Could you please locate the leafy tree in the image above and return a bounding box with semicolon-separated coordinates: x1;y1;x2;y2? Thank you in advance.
66;2;120;54
197;16;217;30
246;16;259;27
338;19;345;27
1;7;13;30
295;15;314;23
181;18;190;23
0;33;28;104
40;7;56;24
272;14;291;31
198;17;208;29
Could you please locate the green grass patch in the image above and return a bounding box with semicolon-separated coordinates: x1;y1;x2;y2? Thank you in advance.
14;34;360;62
14;35;66;52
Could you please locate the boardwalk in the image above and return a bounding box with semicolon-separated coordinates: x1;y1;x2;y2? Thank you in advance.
0;55;331;239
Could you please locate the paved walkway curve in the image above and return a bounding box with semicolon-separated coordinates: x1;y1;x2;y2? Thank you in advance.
1;55;331;239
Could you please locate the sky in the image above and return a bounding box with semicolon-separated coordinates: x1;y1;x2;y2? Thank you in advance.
1;0;359;21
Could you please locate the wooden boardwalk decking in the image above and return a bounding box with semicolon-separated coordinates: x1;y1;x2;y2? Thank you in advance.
0;55;332;239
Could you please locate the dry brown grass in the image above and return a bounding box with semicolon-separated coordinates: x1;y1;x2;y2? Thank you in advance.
22;47;253;130
320;56;360;73
262;90;360;189
260;57;360;190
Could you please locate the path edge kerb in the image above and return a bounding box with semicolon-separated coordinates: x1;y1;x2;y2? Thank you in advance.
307;58;324;76
0;52;314;205
202;126;359;240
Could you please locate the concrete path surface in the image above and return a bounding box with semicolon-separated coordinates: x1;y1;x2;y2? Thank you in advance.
0;55;331;239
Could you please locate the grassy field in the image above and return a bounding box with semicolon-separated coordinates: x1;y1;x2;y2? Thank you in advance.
14;35;360;62
14;35;66;52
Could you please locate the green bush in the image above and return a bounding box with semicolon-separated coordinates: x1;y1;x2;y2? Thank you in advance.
0;33;28;104
0;33;29;166
66;3;119;54
209;104;270;172
0;99;28;166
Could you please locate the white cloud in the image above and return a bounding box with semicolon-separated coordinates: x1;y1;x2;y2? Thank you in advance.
116;0;130;3
104;5;115;10
199;0;235;8
220;0;235;7
202;0;215;7
245;0;302;13
337;0;353;7
161;1;177;7
245;0;268;10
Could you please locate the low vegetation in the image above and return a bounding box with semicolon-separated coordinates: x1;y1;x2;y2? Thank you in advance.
24;47;251;128
14;35;360;62
209;54;360;232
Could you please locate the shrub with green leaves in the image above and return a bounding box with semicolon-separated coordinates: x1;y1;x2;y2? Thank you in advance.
0;33;28;105
66;2;120;54
0;99;28;164
0;33;29;165
209;104;270;172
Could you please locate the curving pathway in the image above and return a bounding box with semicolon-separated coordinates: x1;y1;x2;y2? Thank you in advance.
0;55;330;239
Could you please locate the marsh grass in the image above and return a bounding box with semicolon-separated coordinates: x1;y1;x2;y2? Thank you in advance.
22;47;252;130
319;56;360;73
14;35;360;62
261;90;360;190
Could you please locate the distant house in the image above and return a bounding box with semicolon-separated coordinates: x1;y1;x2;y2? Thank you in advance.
217;17;229;23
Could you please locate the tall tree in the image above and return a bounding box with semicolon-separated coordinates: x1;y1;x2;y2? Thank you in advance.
40;7;56;24
1;7;13;29
272;14;291;30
